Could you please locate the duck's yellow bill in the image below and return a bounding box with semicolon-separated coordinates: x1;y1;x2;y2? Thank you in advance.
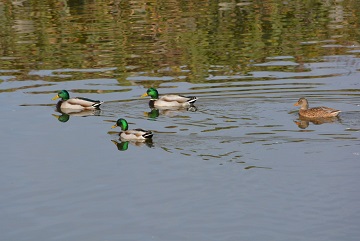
294;103;299;106
141;93;148;97
111;124;118;129
52;94;59;100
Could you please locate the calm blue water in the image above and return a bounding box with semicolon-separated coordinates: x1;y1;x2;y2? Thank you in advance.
1;1;360;240
1;58;360;240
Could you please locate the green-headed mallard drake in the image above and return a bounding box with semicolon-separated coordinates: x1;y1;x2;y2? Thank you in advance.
111;118;153;140
141;87;197;108
52;90;103;110
294;97;341;118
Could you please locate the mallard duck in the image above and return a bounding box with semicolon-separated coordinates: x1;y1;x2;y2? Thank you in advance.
52;90;103;110
141;87;197;108
294;97;341;118
111;118;153;140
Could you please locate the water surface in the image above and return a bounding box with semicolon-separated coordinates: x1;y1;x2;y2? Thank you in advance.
0;1;360;241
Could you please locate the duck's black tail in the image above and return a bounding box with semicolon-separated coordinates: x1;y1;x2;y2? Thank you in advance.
92;101;104;109
187;96;198;104
143;131;153;139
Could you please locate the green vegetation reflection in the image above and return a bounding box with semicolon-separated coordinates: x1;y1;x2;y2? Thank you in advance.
0;0;359;83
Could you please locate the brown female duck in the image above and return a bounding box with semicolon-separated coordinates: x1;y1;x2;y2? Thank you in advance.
294;97;341;118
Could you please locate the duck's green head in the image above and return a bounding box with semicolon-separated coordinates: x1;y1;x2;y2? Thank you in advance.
52;90;70;101
141;88;159;99
111;118;128;131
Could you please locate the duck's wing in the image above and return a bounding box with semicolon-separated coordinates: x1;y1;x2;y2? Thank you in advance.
133;128;153;138
161;95;197;104
316;106;340;115
306;106;341;117
67;97;103;108
122;129;153;139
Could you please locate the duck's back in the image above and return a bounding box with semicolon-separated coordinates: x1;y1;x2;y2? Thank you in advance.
299;106;340;118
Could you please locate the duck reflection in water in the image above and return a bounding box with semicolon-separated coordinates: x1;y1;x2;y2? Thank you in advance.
52;109;101;123
294;115;340;129
145;106;197;119
110;139;154;151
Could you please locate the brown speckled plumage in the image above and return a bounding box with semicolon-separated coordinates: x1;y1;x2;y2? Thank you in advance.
294;97;341;118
